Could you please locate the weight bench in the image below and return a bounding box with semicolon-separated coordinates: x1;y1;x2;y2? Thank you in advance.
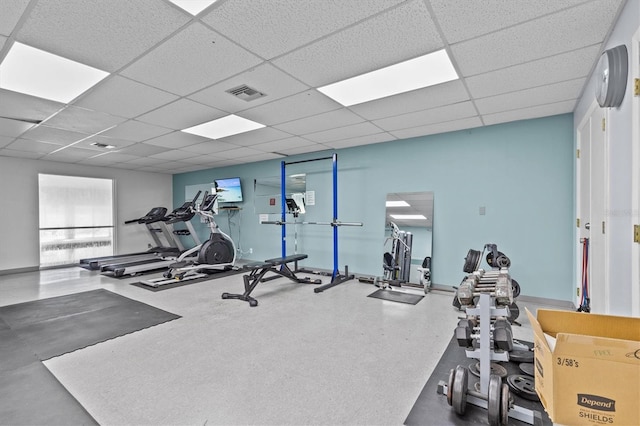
221;254;321;307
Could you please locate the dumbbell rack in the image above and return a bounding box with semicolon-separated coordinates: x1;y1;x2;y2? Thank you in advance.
439;293;542;425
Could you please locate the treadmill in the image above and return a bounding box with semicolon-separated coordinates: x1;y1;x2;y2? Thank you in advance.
100;192;203;277
78;207;178;271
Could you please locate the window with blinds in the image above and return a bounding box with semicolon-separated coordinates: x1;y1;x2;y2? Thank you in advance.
38;174;114;267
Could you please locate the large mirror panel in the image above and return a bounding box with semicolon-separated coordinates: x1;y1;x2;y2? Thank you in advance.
254;174;307;215
384;191;434;290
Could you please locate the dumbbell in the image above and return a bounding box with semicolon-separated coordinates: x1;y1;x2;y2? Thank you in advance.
455;318;477;348
493;318;513;351
446;365;511;426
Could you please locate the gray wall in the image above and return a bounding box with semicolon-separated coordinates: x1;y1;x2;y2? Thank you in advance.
0;156;172;272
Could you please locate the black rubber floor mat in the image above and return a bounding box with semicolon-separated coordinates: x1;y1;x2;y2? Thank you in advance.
0;317;98;425
404;336;551;425
367;288;424;305
0;289;180;360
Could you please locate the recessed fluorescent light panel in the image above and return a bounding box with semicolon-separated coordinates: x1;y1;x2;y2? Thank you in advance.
182;114;266;139
168;0;218;15
390;214;427;220
0;42;109;103
386;200;410;207
318;49;458;106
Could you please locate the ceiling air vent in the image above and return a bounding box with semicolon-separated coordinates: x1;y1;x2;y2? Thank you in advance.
225;84;266;102
90;142;116;149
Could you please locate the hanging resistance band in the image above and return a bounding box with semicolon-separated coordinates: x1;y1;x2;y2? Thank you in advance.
578;237;590;312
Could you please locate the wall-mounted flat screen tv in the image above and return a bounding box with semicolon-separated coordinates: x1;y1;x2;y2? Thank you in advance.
214;177;243;203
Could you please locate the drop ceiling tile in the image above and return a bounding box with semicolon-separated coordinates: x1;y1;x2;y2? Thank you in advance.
465;45;600;98
304;122;382;143
123;156;170;166
79;135;137;150
75;75;179;119
241;152;286;163
323;132;396;149
0;148;45;159
389;117;484;139
0;89;65;123
155;160;193;170
149;149;199;161
20;126;90;145
0;135;15;148
121;22;262;96
430;0;589;44
252;136;317;153
137;166;171;174
451;0;623;76
475;78;586;115
82;152;140;165
180;140;238;154
216;126;291;147
136;99;226;129
215;146;262;159
274;109;365;135
373;102;477;132
16;0;190;71
110;162;144;170
0;117;35;138
239;90;341;126
44;147;99;161
43;106;126;134
349;80;470;121
273;0;444;87
7;138;67;154
482;100;576;126
0;0;29;36
100;120;173;142
177;155;214;165
119;143;171;157
188;63;310;113
143;131;208;149
201;0;405;59
276;143;329;156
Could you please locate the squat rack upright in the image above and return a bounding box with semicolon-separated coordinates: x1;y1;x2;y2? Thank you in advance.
277;153;362;292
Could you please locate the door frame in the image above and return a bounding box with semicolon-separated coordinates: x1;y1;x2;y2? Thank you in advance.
631;26;640;317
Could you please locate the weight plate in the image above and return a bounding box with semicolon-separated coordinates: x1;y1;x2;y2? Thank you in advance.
511;279;521;298
509;349;534;363
507;374;539;401
446;368;454;406
487;374;502;426
463;249;481;273
508;302;520;323
468;361;508;379
452;365;468;415
519;362;535;376
501;383;510;425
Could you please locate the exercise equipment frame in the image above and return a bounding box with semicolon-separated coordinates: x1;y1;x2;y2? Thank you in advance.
274;153;362;292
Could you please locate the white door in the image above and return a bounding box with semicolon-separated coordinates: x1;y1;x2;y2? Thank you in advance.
577;105;608;314
632;29;640;317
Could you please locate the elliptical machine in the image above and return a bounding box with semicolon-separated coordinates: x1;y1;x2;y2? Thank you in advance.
140;190;237;287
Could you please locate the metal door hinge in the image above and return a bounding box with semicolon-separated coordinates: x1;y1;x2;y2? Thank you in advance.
577;218;580;228
602;221;605;234
576;149;580;158
602;118;606;131
634;225;640;243
634;78;640;96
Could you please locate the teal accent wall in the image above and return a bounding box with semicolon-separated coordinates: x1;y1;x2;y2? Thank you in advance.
173;114;574;301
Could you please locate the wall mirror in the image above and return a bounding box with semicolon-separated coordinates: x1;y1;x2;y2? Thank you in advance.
384;191;434;289
254;174;307;215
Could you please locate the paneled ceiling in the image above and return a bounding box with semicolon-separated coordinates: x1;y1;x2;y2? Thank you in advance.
0;0;625;174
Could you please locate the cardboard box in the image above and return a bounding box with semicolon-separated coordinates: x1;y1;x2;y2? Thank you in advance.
526;308;640;425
